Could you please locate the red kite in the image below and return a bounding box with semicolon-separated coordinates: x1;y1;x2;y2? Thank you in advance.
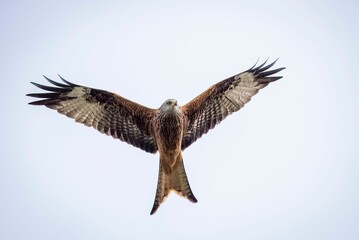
27;60;285;214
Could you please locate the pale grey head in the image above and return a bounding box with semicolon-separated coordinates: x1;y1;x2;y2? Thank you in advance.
159;99;179;112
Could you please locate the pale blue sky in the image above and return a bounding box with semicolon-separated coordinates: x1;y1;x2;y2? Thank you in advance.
1;0;358;239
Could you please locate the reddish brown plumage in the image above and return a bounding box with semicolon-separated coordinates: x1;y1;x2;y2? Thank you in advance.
27;60;285;214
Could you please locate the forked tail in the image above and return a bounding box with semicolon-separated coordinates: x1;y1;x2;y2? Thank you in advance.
150;157;197;215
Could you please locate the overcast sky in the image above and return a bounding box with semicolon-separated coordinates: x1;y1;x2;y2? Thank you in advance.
1;0;358;239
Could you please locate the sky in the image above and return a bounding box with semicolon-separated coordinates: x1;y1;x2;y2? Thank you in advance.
1;0;359;239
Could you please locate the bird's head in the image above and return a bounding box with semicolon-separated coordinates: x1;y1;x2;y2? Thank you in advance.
159;99;179;112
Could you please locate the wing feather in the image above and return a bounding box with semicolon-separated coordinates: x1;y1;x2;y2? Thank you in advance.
181;60;285;150
27;76;158;153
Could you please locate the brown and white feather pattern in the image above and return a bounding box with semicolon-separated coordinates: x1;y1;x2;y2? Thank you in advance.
27;59;285;215
181;60;285;150
27;78;158;153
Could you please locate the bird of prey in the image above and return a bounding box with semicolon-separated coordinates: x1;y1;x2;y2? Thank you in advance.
27;59;285;215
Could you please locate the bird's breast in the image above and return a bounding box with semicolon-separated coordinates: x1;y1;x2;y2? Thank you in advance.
155;111;184;152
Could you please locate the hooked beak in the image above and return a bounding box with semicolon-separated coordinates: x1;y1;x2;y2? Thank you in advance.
171;100;177;107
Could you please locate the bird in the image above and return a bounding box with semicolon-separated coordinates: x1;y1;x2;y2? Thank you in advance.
27;59;285;215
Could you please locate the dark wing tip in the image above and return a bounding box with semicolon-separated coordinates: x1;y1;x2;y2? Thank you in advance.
58;74;79;87
44;75;71;88
28;81;67;92
248;59;285;83
27;98;62;105
27;75;77;105
250;58;269;72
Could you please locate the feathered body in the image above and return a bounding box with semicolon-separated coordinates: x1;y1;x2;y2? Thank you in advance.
156;100;184;158
27;59;285;214
151;99;196;214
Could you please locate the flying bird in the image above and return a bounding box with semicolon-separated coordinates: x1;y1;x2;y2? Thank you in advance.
27;59;285;214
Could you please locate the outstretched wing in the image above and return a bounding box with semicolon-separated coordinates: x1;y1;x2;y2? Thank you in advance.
27;76;158;153
180;59;285;150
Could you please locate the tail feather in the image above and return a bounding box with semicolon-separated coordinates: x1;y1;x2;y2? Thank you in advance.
150;163;168;215
150;157;197;215
170;160;197;203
